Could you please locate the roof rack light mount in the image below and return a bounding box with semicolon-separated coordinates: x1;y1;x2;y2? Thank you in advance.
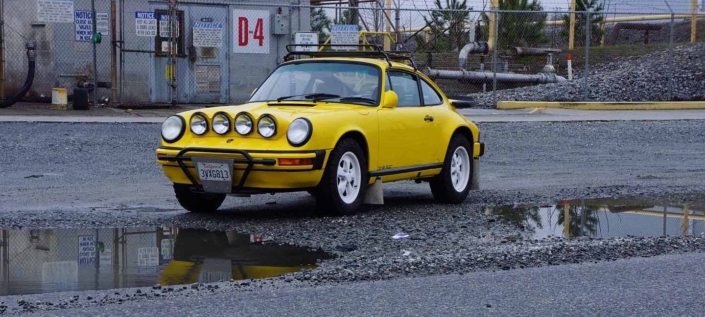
284;44;417;71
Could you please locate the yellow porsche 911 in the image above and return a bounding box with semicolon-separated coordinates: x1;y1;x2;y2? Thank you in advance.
156;45;484;215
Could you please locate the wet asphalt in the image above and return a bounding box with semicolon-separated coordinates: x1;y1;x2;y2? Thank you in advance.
1;120;705;314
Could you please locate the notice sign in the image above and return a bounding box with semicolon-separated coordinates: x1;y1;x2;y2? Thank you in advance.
74;11;93;42
330;25;359;50
38;0;74;23
193;22;224;48
138;247;159;267
96;12;109;35
135;11;157;37
159;14;180;38
78;235;96;266
294;32;318;52
232;9;269;54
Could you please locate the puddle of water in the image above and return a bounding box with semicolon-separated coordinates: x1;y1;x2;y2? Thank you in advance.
0;228;333;296
490;198;705;240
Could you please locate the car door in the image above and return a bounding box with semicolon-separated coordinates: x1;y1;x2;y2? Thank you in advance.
377;70;440;171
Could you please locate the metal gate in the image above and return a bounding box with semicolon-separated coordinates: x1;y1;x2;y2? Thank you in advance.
149;3;229;104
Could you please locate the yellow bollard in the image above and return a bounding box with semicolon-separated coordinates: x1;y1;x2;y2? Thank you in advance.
683;204;690;236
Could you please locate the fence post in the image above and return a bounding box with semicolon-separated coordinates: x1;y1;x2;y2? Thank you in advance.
668;13;675;101
583;10;590;101
691;0;697;43
492;10;499;107
0;0;4;101
111;0;117;104
569;0;576;50
91;0;98;107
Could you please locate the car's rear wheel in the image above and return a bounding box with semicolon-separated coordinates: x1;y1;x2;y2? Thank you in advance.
174;184;226;213
316;138;367;215
430;135;473;204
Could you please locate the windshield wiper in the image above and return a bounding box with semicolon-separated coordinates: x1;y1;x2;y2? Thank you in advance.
313;95;377;105
338;97;377;105
276;93;340;102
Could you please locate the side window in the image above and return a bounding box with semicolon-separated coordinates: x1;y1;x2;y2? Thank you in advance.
388;71;421;107
420;80;443;105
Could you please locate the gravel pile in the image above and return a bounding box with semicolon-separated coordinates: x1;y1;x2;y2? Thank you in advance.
471;43;705;107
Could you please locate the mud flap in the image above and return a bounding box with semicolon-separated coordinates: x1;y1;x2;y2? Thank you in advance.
364;177;384;205
471;158;480;190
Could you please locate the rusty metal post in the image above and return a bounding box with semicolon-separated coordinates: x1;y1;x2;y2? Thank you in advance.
111;0;117;104
563;200;570;238
569;0;576;50
91;0;98;106
0;0;5;101
692;0;698;43
488;0;498;52
113;228;119;288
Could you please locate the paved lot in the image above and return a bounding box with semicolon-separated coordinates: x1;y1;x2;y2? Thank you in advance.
1;117;704;315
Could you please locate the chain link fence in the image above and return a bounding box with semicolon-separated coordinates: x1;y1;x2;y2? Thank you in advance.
1;1;704;108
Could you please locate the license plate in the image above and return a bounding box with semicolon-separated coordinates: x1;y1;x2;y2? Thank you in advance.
191;158;234;194
196;162;232;181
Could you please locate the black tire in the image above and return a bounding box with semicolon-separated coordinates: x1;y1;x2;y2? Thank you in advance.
174;184;226;213
316;138;368;216
430;135;473;204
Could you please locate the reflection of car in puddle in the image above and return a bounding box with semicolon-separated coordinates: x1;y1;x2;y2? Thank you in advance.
490;198;705;239
159;229;334;285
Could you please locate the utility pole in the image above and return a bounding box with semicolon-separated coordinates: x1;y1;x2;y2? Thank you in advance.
569;0;576;50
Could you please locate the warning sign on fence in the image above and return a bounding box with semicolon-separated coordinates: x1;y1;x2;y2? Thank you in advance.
38;0;74;23
193;22;224;48
330;25;359;51
159;14;180;38
135;11;157;37
78;235;96;266
74;11;93;42
97;12;109;35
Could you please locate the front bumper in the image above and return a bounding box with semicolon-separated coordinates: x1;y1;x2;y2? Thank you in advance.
156;147;328;193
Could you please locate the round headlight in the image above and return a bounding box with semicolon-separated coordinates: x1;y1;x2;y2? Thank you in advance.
212;113;230;135
235;113;253;135
190;114;208;135
162;115;184;142
287;118;312;146
257;116;276;138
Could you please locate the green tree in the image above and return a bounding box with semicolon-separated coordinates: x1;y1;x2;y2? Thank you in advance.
311;7;331;42
492;205;543;235
423;0;472;51
481;0;547;50
561;0;604;47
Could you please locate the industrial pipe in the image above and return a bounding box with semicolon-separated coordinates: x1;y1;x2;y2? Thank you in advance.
424;67;567;84
458;41;489;70
513;47;562;56
0;42;36;108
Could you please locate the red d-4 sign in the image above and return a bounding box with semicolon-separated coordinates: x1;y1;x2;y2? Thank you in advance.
233;9;269;54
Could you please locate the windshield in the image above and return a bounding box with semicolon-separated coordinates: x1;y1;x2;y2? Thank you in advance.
249;62;381;106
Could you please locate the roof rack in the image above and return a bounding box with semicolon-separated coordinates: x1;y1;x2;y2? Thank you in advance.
284;44;417;71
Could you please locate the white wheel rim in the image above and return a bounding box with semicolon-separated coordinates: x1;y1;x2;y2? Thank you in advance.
450;146;471;192
337;152;361;204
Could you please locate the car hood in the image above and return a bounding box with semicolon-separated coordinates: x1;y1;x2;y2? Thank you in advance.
177;101;374;120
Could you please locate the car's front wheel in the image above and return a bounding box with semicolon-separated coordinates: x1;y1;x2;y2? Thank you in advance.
316;138;368;215
174;184;226;213
430;135;473;204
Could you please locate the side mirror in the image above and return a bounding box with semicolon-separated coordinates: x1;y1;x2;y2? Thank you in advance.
251;88;258;97
381;90;398;109
450;99;477;109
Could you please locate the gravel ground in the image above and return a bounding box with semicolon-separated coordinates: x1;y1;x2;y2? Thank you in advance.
471;43;705;107
0;120;704;313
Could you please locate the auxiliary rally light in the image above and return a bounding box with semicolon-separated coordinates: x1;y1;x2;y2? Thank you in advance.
278;158;314;166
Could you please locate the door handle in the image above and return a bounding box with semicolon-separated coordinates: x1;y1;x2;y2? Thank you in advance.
424;115;434;122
